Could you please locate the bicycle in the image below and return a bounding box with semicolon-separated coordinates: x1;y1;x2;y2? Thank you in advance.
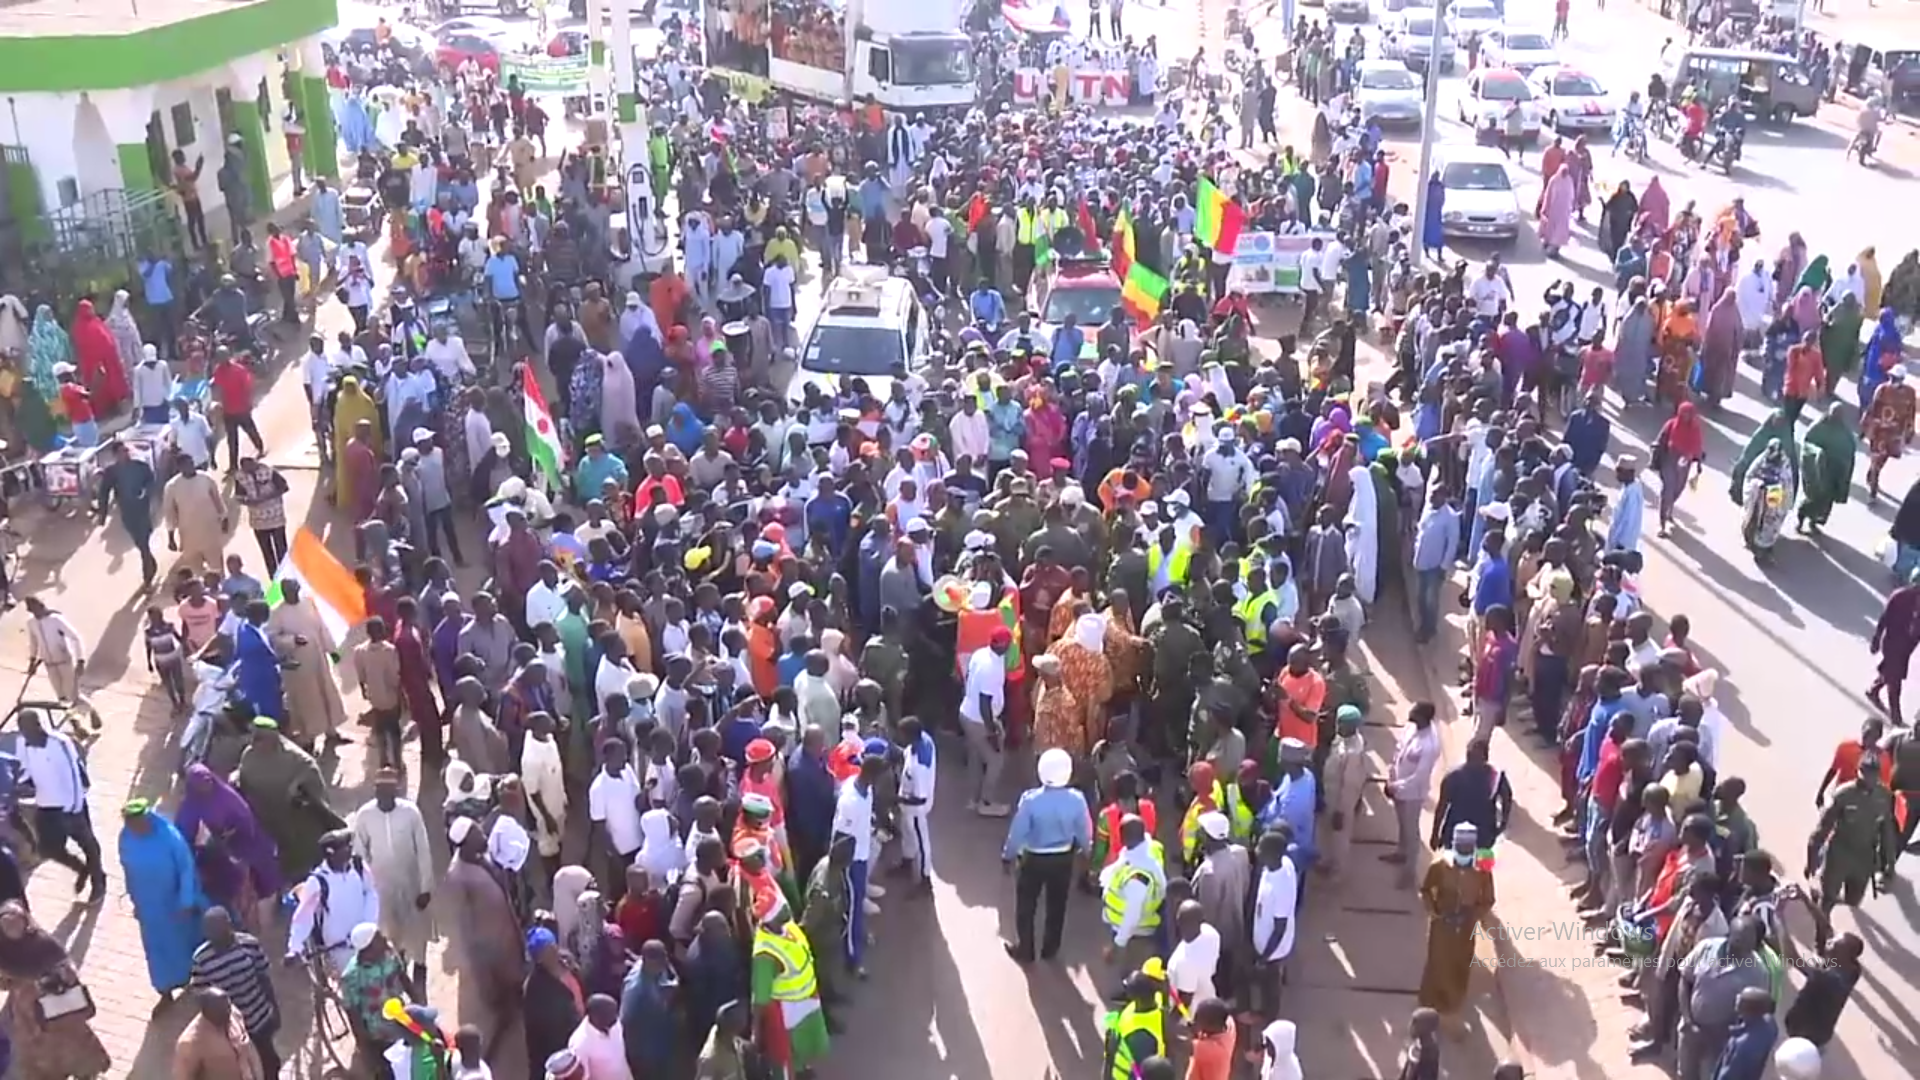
301;944;356;1074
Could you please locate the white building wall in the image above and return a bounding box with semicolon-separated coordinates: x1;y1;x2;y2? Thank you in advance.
0;47;296;220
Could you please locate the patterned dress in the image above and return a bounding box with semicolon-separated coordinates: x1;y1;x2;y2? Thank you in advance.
1865;380;1917;460
1030;676;1085;758
1048;639;1113;753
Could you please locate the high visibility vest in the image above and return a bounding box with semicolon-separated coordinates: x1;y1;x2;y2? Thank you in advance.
1223;786;1256;842
1146;543;1191;586
1017;207;1036;244
1096;800;1161;866
1038;207;1067;236
1234;589;1279;647
753;926;818;1003
1180;785;1226;864
1102;1002;1166;1080
1100;839;1166;935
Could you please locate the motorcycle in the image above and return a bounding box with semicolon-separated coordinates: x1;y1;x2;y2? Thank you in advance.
1739;465;1795;562
1622;119;1650;163
1704;125;1743;173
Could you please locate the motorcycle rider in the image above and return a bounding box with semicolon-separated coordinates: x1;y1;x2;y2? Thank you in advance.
1678;89;1710;159
1708;98;1747;165
1614;91;1647;155
1855;95;1883;159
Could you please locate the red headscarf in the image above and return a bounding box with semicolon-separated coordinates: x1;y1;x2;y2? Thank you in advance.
1659;401;1706;461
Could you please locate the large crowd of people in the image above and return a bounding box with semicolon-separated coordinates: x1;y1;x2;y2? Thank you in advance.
1;1;1918;1080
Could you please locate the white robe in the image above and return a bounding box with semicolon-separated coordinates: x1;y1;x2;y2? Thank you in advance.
350;799;437;958
1343;464;1380;606
1735;269;1773;332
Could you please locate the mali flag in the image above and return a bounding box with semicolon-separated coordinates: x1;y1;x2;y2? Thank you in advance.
1120;262;1170;329
1194;176;1246;257
1110;209;1136;281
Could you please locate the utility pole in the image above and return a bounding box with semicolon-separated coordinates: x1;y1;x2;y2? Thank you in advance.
1409;0;1448;268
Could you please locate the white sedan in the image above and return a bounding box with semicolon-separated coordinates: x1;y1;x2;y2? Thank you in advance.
1456;67;1543;141
1446;0;1502;42
1529;65;1618;136
1433;147;1523;242
432;15;518;41
1479;27;1558;75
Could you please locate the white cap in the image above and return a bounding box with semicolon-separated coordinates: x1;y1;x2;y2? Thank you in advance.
1037;748;1073;787
348;922;379;950
1167;489;1191;507
411;427;434;443
1198;811;1231;840
448;816;478;844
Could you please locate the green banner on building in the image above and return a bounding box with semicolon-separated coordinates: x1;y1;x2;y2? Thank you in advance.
502;55;589;95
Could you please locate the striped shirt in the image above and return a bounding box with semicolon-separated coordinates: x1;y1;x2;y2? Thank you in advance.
189;933;278;1034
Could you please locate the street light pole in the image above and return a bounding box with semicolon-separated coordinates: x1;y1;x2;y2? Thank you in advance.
1409;0;1447;268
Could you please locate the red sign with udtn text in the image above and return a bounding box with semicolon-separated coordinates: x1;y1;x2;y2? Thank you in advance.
1010;68;1132;108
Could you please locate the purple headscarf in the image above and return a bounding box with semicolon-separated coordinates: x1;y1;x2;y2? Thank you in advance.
176;763;283;900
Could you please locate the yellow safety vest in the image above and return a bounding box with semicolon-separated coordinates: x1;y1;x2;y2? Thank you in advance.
1146;543;1191;586
1038;207;1067;235
753;926;818;1003
1180;785;1225;864
1017;207;1035;244
1234;589;1279;647
1103;1003;1166;1080
1223;786;1256;842
1100;838;1166;935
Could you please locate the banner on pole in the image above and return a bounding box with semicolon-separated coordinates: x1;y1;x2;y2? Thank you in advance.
503;54;590;94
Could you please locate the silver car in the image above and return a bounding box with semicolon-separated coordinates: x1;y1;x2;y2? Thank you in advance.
1390;12;1456;75
1356;60;1426;126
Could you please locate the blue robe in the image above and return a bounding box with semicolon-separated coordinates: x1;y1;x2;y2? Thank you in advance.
119;813;206;992
233;621;285;720
313;187;344;244
1422;177;1446;252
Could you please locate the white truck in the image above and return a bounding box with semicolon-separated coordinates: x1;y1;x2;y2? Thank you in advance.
704;0;977;110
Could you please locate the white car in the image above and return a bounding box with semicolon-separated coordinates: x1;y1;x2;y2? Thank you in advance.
1355;59;1426;126
1384;10;1456;74
1456;67;1543;141
1529;65;1618;135
1433;147;1523;241
1479;27;1558;75
432;15;518;41
784;269;934;409
1446;0;1502;42
1327;0;1372;22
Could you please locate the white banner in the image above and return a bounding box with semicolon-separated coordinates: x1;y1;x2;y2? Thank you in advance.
1010;67;1132;108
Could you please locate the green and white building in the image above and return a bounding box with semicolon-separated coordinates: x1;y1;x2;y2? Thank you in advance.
0;0;341;289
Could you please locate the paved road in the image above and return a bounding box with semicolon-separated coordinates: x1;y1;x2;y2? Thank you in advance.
16;3;1917;1079
1236;1;1920;1076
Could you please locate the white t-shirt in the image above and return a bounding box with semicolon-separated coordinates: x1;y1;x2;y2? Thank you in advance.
301;349;335;407
1251;859;1300;961
958;647;1006;724
1298;251;1324;293
588;765;646;855
832;780;875;861
763;263;796;311
1168;923;1222;1000
1469;274;1512;317
1319;240;1348;282
900;737;937;812
925;216;953;259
